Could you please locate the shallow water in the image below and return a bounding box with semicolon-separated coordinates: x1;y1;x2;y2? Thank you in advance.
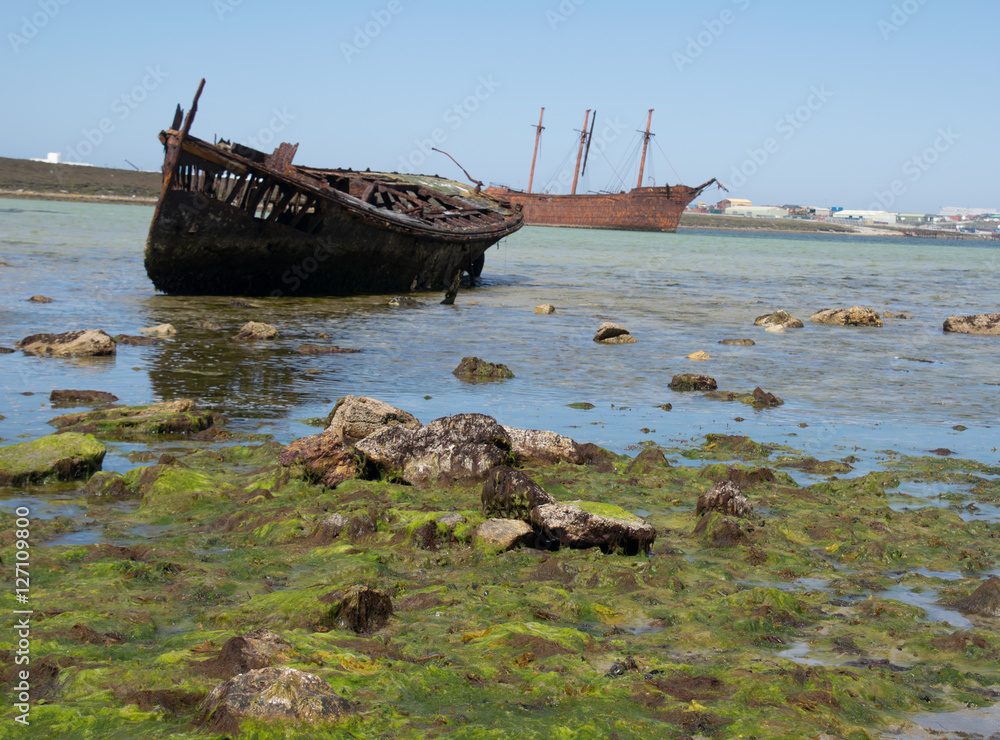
2;197;998;471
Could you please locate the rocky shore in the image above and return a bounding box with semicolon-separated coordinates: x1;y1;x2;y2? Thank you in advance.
2;382;999;738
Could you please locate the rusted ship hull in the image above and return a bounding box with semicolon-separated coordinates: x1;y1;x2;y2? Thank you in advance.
145;81;523;297
486;180;719;233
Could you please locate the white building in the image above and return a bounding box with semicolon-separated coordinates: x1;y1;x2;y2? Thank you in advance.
829;209;897;225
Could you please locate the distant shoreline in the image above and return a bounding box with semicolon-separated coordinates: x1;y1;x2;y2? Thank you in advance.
0;189;156;207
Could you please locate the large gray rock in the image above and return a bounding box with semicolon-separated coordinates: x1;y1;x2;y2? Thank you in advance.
530;501;656;555
198;667;355;734
0;433;106;487
753;310;803;329
355;413;513;485
482;466;556;521
15;329;116;357
810;307;883;327
325;395;421;443
943;312;1000;336
501;426;585;465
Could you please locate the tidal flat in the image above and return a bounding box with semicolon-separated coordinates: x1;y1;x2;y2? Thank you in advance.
2;404;999;739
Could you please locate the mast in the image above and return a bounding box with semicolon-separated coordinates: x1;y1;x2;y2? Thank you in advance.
571;109;591;195
636;108;654;189
527;107;545;194
581;110;596;176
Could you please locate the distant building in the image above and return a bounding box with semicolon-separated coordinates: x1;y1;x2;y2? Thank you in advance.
726;205;789;218
717;198;751;210
829;209;897;225
940;207;996;218
809;207;832;218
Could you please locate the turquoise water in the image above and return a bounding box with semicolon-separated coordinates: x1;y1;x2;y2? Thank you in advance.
1;197;998;470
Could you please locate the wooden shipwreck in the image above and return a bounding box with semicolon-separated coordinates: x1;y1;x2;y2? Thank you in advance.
486;108;723;233
145;80;523;297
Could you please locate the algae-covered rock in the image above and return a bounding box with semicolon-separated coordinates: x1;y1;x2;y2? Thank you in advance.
325;395;421;443
943;312;1000;335
482;466;556;521
947;576;1000;616
753;310;803;328
696;480;754;519
749;387;783;408
198;667;355;734
49;399;215;438
194;628;292;679
810;306;883;327
295;343;362;355
452;356;516;382
49;389;119;407
279;430;359;488
355;413;513;485
502;426;585;465
530;501;656;555
594;322;637;344
719;338;756;346
82;471;135;501
15;329;116;357
233;321;278;341
475;518;534;552
693;510;754;548
323;585;393;634
669;374;717;392
0;432;105;486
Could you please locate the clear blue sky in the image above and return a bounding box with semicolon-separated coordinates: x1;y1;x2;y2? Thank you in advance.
2;0;996;213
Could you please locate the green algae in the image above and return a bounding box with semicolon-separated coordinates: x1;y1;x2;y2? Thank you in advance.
0;431;105;486
5;437;1000;739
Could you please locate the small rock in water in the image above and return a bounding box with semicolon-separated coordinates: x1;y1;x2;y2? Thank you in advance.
669;374;717;392
194;321;223;331
49;389;119;407
884;310;914;319
750;387;783;408
594;322;637;344
16;329;116;357
943;312;1000;336
754;310;803;329
687;350;711;361
534;303;556;314
233;322;278;341
568;402;595;410
952;425;967;432
389;295;420;307
928;448;955;456
140;324;176;336
719;338;755;346
26;295;54;303
114;334;158;346
295;344;362;355
229;299;257;308
810;306;883;327
765;325;786;334
453;356;515;382
0;347;15;354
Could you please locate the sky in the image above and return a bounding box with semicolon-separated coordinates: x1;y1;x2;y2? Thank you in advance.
1;0;997;214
